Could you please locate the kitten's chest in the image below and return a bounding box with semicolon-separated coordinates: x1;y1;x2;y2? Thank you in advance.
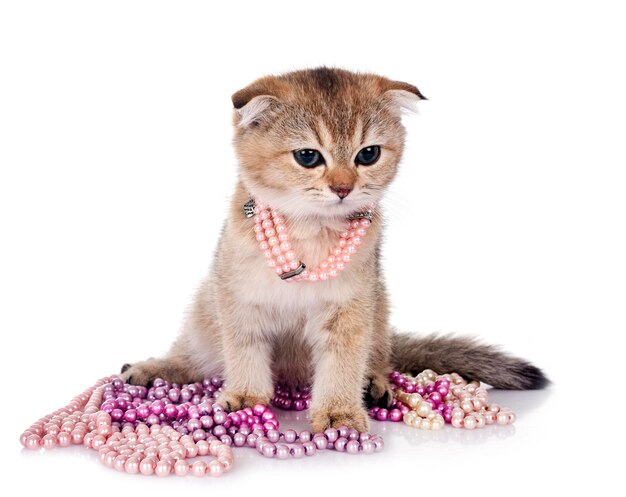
287;218;346;269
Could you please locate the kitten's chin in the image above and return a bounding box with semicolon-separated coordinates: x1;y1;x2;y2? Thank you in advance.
247;185;378;220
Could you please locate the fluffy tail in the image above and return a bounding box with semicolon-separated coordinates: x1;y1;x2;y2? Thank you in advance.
391;333;549;390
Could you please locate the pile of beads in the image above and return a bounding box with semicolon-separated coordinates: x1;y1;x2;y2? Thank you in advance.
252;201;374;282
20;369;516;477
271;382;312;411
20;375;384;478
368;370;516;430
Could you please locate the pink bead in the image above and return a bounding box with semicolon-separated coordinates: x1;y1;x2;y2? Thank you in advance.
264;228;276;238
336;261;346;270
174;460;190;476
259;241;269;250
255;232;265;241
274;266;283;275
139;457;156;475
342;254;351;262
308;272;319;281
155;460;172;477
259;211;270;220
329;269;338;278
263;250;273;259
360;219;371;227
280;241;291;251
25;435;41;449
282;264;292;273
268;237;279;246
289;260;300;270
42;434;57;449
262;219;273;229
192;460;207;477
285;251;296;261
125;456;140;474
271;246;282;256
319;272;328;280
208;460;224;477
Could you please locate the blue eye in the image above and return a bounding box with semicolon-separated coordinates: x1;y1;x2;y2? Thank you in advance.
293;149;324;168
355;146;381;166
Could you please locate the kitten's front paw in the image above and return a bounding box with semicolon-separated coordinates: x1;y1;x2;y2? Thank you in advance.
310;405;370;433
216;390;271;412
119;361;159;387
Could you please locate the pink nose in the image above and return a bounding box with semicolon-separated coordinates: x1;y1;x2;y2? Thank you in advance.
330;184;353;199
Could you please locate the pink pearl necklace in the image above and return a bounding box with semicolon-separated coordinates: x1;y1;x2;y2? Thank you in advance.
245;198;374;282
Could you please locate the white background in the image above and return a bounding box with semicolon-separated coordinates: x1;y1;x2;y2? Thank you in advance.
1;0;624;494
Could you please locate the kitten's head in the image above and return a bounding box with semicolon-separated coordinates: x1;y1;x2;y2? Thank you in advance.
231;67;424;219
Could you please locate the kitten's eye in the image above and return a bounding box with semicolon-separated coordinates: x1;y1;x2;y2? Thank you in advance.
355;146;381;166
293;149;324;168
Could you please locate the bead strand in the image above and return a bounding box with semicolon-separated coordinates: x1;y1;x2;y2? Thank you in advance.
253;202;374;282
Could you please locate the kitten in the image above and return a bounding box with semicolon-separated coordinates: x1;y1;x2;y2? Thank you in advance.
121;67;547;432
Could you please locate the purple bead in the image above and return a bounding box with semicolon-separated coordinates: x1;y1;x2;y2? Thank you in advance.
261;442;276;458
110;409;124;421
283;429;297;443
347;429;359;440
404;382;416;393
346;440;360;454
233;433;246;447
181;388;191;402
299;430;312;442
376;409;389;421
290;443;305;458
313;435;328;450
303;441;316;456
389;408;403;422
150;400;164;416
334;437;348;452
246;434;259;448
116;398;129;410
428;392;442;404
324;428;338;442
123;409;137;423
360;440;375;454
337;426;349;438
426;384;435;394
200;415;214;429
163;404;177;418
146;414;160;425
267;429;280;443
213;411;227;425
192;429;206;441
168;388;180;403
220;435;232;446
187;418;201;431
253;404;266;416
276;444;290;459
112;378;124;390
152;378;167;388
212;425;227;437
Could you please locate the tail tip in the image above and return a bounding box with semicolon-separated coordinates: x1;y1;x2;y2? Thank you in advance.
518;363;550;390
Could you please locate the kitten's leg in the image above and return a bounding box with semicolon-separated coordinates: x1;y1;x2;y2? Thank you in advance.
364;282;393;408
216;302;274;411
309;298;373;433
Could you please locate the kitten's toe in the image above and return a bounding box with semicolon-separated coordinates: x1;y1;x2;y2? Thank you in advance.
363;376;393;408
311;405;370;433
119;361;158;387
216;390;271;412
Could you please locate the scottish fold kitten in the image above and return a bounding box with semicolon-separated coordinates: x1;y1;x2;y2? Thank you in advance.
121;67;546;432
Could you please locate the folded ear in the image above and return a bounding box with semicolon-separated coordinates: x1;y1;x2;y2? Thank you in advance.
384;80;427;115
231;80;280;127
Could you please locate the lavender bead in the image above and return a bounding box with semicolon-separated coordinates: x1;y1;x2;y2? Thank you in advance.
283;429;297;443
346;440;360;454
212;425;227;437
299;430;312;442
313;435;328;450
276;444;290;459
360;440;375;454
334;437;348;452
233;433;246;447
324;428;339;442
290;443;305;458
